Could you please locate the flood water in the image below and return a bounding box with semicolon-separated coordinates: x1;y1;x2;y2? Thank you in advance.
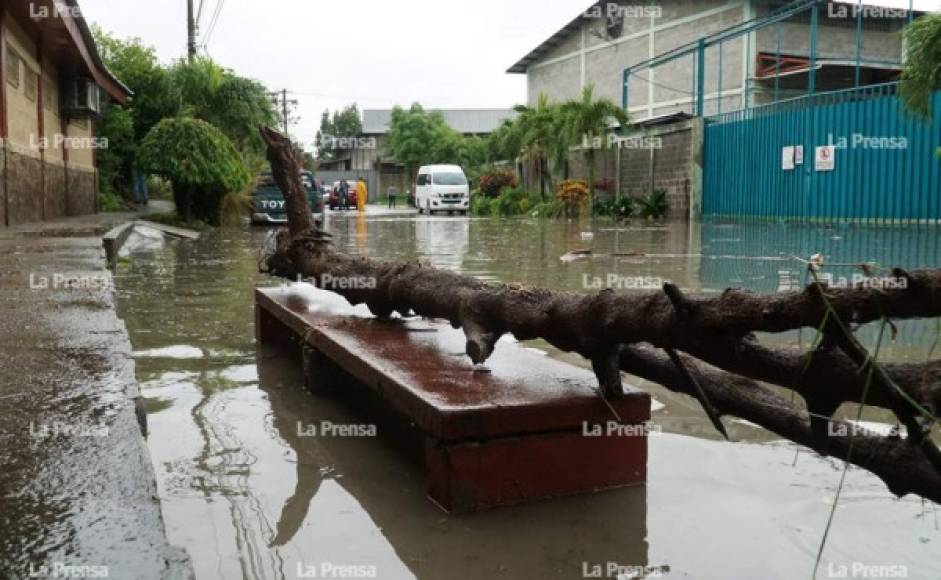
114;211;941;580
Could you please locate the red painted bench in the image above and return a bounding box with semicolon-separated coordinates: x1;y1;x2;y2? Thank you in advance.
255;286;650;512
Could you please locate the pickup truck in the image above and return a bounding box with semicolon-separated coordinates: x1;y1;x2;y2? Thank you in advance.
251;170;324;225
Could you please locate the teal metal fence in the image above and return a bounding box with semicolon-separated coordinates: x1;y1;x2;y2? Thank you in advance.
703;83;941;223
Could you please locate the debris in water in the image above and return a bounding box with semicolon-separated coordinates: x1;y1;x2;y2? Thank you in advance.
560;249;593;262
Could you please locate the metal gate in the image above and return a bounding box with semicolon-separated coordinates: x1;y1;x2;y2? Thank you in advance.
703;83;941;223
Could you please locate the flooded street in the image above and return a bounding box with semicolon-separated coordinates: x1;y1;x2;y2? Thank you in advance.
114;211;941;580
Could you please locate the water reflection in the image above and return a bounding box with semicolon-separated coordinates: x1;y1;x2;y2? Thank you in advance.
256;343;650;579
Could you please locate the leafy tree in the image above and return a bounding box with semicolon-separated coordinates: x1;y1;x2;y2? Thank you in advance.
94;27;178;142
138;117;249;225
169;58;276;169
561;85;629;206
316;104;362;161
93;27;178;196
508;94;565;200
95;106;135;195
901;13;941;161
386;104;449;183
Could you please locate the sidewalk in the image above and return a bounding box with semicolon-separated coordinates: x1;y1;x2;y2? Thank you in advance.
0;201;192;579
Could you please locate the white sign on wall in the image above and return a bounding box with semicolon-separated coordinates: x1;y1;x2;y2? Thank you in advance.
815;145;835;171
782;146;795;170
794;145;804;165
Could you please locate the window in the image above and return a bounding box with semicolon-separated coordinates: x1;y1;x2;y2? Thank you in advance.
6;45;19;89
432;172;467;186
24;69;37;101
417;174;430;186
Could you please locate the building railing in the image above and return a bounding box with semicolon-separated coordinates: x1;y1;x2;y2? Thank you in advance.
705;81;900;125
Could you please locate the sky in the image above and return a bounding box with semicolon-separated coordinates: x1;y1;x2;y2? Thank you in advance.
80;0;939;152
79;0;584;151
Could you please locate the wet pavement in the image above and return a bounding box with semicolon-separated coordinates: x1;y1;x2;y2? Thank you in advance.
0;202;192;579
114;209;941;580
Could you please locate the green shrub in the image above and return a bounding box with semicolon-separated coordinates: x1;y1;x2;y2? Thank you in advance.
594;196;635;219
530;200;563;218
470;195;494;216
98;190;126;212
638;189;669;219
138;117;249;225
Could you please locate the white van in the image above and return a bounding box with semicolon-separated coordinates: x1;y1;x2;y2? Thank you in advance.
414;165;469;215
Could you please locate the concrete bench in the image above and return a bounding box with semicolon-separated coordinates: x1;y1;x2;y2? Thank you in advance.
255;286;650;512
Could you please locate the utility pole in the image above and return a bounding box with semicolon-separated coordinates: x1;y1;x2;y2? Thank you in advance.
187;0;197;61
269;89;299;137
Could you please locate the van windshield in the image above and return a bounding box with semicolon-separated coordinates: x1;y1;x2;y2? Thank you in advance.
432;172;467;186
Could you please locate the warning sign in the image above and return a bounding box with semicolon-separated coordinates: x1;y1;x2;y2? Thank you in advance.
815;145;835;171
782;146;794;170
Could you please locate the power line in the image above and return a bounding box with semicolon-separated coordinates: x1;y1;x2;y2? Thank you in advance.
269;89;300;137
201;0;225;47
195;0;206;27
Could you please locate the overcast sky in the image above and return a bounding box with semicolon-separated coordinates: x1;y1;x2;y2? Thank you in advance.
79;0;582;150
80;0;938;152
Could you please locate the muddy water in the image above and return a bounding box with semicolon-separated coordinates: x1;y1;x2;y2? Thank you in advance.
114;212;941;580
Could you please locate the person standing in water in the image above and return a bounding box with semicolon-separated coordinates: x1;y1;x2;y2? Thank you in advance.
355;177;367;211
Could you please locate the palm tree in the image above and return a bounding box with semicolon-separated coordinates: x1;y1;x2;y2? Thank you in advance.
561;85;630;210
511;94;563;201
900;13;941;118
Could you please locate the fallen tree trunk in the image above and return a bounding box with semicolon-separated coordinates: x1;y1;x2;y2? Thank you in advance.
258;127;941;503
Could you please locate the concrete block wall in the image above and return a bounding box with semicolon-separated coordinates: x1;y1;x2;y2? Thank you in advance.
755;6;905;63
617;118;703;220
524;1;905;123
1;15;101;226
525;0;746;121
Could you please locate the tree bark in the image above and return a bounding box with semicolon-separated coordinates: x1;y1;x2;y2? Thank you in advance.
258;126;941;504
